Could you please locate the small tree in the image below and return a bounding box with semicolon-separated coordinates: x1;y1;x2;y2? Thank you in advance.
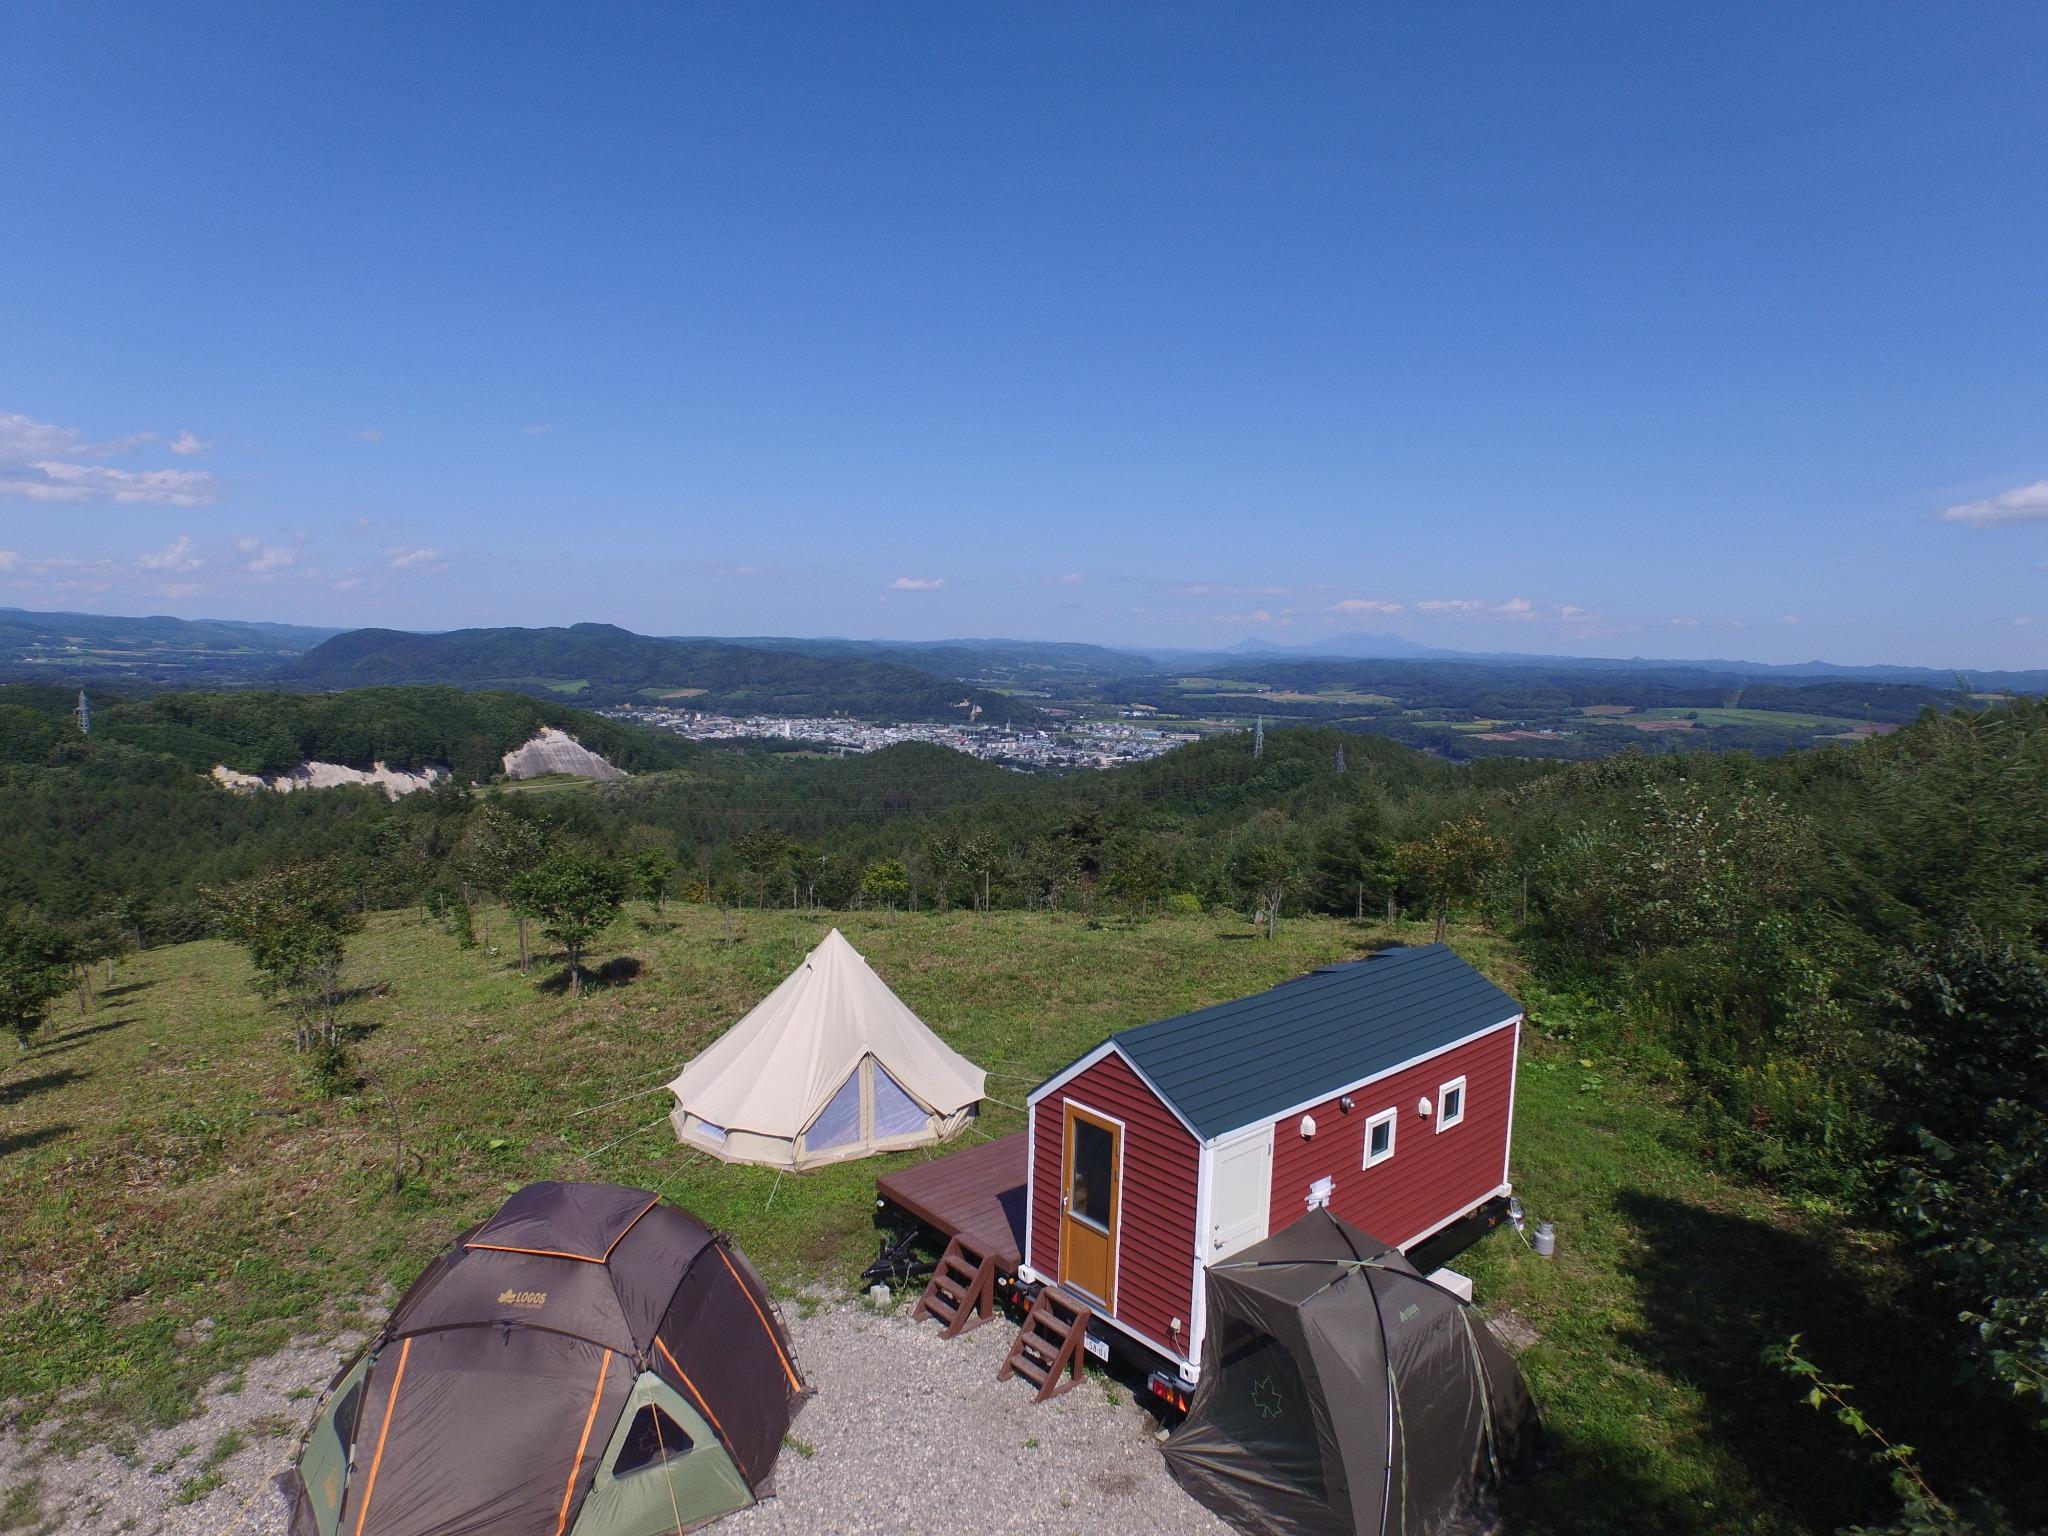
471;803;550;969
958;832;1001;918
628;848;679;920
1395;815;1508;943
202;859;364;1052
0;906;74;1052
508;852;629;996
734;826;791;910
1104;833;1170;918
1232;843;1299;940
860;858;910;917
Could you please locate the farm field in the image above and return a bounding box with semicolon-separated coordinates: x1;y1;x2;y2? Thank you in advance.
2;908;2032;1535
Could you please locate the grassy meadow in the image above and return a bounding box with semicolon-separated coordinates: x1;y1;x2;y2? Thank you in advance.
3;905;2030;1533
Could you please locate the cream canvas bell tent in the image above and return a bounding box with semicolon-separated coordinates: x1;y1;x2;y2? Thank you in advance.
667;928;985;1170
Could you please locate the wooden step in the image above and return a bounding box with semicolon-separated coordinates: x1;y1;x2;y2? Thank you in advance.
998;1288;1091;1403
911;1234;996;1339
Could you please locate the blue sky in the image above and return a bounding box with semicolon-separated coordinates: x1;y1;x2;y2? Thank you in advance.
2;2;2044;665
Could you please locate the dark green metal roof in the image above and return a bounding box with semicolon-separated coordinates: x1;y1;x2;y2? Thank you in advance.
1112;944;1521;1140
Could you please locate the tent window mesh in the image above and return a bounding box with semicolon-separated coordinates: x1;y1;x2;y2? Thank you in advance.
807;1069;864;1151
329;1382;361;1461
1208;1318;1326;1501
613;1404;693;1475
872;1065;929;1138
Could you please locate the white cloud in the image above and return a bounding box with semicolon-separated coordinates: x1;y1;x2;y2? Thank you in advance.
1497;596;1534;615
0;413;221;505
1058;572;1087;585
1782;614;1802;626
1560;604;1592;621
137;535;202;573
2012;617;2033;627
385;545;444;571
355;428;384;444
0;550;18;571
520;423;553;437
1419;598;1486;614
1214;609;1276;626
890;576;946;591
157;581;204;599
1330;598;1403;617
0;461;218;506
1937;480;2048;528
0;412;97;460
237;539;295;576
1669;616;1701;627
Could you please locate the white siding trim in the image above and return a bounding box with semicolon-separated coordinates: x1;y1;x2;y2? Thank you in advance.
1201;1013;1523;1145
1189;1139;1213;1371
1027;1040;1120;1106
1397;1182;1511;1251
1029;1040;1205;1143
1023;1099;1038;1271
1502;1017;1523;1190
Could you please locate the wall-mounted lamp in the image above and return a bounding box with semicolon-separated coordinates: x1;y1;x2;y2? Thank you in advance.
1338;1094;1355;1113
1418;1096;1434;1118
1299;1114;1317;1139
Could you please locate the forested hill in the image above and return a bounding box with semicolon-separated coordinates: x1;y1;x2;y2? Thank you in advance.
0;683;697;781
280;623;1037;722
0;605;338;687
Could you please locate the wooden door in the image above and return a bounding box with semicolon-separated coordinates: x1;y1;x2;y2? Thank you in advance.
1059;1102;1121;1310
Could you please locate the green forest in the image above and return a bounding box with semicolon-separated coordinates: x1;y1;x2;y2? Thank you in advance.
2;681;2045;1529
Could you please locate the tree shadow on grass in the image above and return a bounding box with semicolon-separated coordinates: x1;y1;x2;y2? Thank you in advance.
538;956;643;995
0;1067;88;1108
1;1124;72;1159
33;1017;133;1055
96;979;156;1000
1613;1190;2047;1532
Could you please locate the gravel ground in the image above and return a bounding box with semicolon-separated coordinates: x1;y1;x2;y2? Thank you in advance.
0;1297;1230;1536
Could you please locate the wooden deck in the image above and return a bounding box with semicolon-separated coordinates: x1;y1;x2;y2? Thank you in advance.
875;1131;1029;1271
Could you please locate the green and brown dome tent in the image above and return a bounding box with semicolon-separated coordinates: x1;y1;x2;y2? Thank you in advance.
278;1182;809;1536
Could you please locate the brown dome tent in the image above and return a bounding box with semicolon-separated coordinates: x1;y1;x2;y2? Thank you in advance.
277;1182;808;1536
1161;1208;1540;1536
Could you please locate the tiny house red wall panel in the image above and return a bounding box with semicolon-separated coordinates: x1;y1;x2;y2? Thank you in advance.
1267;1021;1517;1248
1029;1051;1200;1355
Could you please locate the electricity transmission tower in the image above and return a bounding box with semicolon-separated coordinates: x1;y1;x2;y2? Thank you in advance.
73;690;90;735
1253;716;1264;760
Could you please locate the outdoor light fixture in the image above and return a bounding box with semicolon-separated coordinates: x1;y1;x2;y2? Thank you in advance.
1419;1096;1433;1118
1299;1114;1317;1138
1339;1094;1355;1112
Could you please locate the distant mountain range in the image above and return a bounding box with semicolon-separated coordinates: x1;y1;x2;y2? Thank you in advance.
280;623;1035;722
3;606;2043;713
1196;629;2048;691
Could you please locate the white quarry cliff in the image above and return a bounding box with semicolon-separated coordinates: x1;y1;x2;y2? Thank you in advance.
500;727;626;780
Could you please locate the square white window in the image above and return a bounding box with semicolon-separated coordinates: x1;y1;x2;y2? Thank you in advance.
1436;1076;1467;1132
1363;1107;1397;1168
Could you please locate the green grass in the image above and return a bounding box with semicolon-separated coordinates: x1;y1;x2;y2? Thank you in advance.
1633;707;1865;730
3;909;2034;1532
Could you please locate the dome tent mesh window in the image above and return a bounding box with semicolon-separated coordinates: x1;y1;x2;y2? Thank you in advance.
613;1403;693;1476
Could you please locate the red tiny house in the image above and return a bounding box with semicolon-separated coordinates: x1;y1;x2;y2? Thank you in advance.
1021;945;1522;1383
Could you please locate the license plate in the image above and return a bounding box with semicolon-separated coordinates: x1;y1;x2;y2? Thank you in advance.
1082;1332;1109;1362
